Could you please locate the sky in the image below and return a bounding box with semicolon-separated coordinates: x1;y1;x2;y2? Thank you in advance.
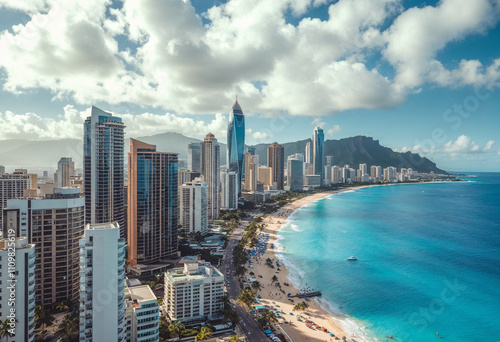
0;0;499;172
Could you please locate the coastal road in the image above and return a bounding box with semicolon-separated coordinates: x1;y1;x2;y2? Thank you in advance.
222;220;269;342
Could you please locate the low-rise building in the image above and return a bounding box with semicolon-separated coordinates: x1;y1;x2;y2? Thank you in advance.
163;260;224;323
125;285;159;342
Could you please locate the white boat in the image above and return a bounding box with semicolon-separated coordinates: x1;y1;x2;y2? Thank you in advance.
346;256;358;261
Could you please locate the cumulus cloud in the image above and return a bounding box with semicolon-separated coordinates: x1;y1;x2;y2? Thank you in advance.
326;125;342;136
0;0;499;117
400;135;496;157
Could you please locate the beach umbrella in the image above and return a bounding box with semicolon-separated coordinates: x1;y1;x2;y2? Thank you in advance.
290;313;294;315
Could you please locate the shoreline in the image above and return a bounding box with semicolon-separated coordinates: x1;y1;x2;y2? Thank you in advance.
249;186;374;342
248;181;455;341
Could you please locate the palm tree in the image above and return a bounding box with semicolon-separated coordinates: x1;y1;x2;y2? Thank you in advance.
56;300;69;312
228;334;242;342
271;275;278;284
234;266;247;278
168;321;185;339
293;301;309;311
55;313;79;342
35;305;55;333
260;309;278;325
195;327;212;341
236;289;256;308
159;317;171;340
0;319;14;342
251;280;262;293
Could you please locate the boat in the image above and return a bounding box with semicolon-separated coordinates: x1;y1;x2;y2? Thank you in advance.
347;256;358;261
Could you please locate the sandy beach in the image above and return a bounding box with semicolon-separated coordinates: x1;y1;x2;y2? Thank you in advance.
246;187;372;342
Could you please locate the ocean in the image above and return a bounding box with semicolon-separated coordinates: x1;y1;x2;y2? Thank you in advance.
275;173;500;342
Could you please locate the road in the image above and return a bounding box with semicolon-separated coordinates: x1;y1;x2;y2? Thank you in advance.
222;219;269;342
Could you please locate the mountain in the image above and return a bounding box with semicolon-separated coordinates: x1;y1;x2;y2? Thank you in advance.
251;136;447;174
0;134;445;174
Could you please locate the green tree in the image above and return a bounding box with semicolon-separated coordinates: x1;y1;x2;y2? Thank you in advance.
293;301;309;311
0;319;14;342
236;289;256;308
195;327;212;341
228;334;242;342
168;321;185;338
271;275;278;284
55;313;79;342
234;266;247;278
35;305;55;332
260;309;278;325
251;280;262;293
159;317;171;340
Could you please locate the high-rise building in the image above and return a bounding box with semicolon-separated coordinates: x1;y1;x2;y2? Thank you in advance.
0;237;36;342
0;165;5;175
258;166;272;187
200;133;220;220
305;141;311;165
163;260;224;323
370;165;377;179
331;165;340;184
127;139;179;267
84;106;126;238
187;143;201;172
359;163;369;182
325;156;334;167
79;222;126;342
3;188;84;306
313;127;325;182
56;157;75;188
287;154;304;191
178;170;201;186
0;169;37;227
124;285;160;342
179;178;208;234
226;100;245;194
220;170;238;210
243;153;259;192
267;143;285;190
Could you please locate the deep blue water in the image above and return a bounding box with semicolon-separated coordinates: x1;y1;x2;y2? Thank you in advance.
276;173;500;341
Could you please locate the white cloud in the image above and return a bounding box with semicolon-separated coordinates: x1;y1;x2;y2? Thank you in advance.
0;0;499;117
0;105;231;141
400;135;496;157
245;128;270;141
326;125;341;136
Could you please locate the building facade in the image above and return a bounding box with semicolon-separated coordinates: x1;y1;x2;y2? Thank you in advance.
287;154;304;191
56;157;75;188
79;222;126;342
226;100;245;194
243;152;259;192
220;170;238;210
0;238;36;342
0;170;37;228
83;106;126;238
179;178;208;234
267;143;285;190
200;133;220;220
124;285;160;342
187;143;201;172
127;139;178;266
3;188;84;306
163;261;224;323
313;127;325;182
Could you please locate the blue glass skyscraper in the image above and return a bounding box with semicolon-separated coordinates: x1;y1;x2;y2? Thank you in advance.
227;100;245;194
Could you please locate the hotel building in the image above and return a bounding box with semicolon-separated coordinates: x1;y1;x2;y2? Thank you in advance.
200;133;220;220
163;261;224;323
179;178;208;234
79;222;126;342
124;285;160;342
267;143;285;190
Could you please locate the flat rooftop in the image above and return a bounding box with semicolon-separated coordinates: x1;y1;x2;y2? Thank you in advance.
127;285;157;304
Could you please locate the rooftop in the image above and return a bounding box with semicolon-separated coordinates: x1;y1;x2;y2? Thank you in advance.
86;222;120;230
126;285;157;305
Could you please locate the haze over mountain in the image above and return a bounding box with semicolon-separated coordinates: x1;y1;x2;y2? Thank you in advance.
0;133;445;174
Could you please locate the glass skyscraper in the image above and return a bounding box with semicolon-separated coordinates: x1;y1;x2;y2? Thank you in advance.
83;106;126;237
127;138;178;266
313;127;325;182
227;100;245;194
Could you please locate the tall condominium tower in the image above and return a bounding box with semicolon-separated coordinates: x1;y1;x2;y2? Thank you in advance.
220;170;238;210
287;153;304;191
56;157;75;188
267;143;285;190
3;188;84;306
179;177;208;234
0;238;36;342
243;152;259;192
187;142;201;172
79;222;126;342
200;133;220;220
313;127;325;182
226;100;245;194
84;106;126;237
127;139;179;266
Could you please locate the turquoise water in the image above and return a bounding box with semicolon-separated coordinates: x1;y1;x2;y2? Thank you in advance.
276;173;500;341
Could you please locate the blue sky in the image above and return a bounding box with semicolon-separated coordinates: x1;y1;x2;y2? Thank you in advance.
0;0;499;171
